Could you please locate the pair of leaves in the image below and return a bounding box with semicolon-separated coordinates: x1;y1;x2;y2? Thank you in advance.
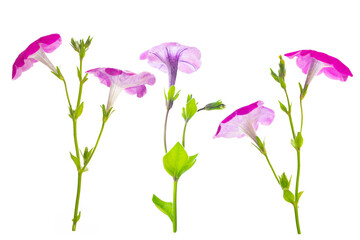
70;146;93;171
291;132;303;150
101;104;114;122
182;94;197;122
152;195;173;222
68;102;84;120
163;142;197;180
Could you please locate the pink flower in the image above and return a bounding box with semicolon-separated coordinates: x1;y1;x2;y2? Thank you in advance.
284;50;353;92
214;101;274;143
86;68;155;111
12;34;62;80
140;42;201;87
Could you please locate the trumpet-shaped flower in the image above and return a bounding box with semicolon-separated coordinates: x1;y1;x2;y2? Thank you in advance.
214;101;274;144
12;34;62;80
86;68;155;111
140;42;201;87
284;50;353;91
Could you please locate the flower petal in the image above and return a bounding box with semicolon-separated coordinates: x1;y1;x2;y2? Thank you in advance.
284;50;353;81
12;33;61;80
214;101;274;140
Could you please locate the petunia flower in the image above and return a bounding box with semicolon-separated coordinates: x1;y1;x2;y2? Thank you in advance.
140;42;201;87
12;34;62;80
214;101;274;144
284;50;353;96
86;68;155;112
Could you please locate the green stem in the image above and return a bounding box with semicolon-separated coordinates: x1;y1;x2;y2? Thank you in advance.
72;171;83;231
62;80;73;110
173;179;178;233
73;120;80;159
164;108;170;153
283;88;302;234
284;89;296;139
182;121;188;147
83;120;106;169
263;152;279;184
293;150;301;234
293;202;301;234
71;57;85;231
76;58;84;108
300;98;304;133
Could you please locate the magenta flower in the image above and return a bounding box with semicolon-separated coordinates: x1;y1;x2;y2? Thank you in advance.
12;34;62;80
140;42;201;87
214;101;274;144
86;68;155;111
284;50;353;92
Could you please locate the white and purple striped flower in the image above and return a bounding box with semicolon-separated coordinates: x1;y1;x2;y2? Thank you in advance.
12;34;62;80
214;101;274;144
86;68;155;112
140;42;201;87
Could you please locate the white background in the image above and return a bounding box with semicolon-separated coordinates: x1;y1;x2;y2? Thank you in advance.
0;0;359;239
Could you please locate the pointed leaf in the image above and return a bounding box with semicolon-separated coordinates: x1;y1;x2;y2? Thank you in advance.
168;85;175;100
270;68;279;82
297;191;304;201
70;152;81;170
295;132;303;149
187;98;197;119
163;142;196;179
182;107;186;121
283;190;295;204
74;102;84;119
278;101;287;113
152;194;173;222
178;154;198;177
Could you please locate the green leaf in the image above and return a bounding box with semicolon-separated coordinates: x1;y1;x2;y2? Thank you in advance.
77;67;82;80
74;102;84;119
178;154;197;178
168;85;175;100
278;101;287;113
270;68;279;82
163;142;197;180
174;90;180;101
182;107;186;121
283;190;295;204
185;98;197;121
164;89;168;102
295;132;303;149
297;191;304;201
152;194;173;222
70;152;81;170
279;78;286;89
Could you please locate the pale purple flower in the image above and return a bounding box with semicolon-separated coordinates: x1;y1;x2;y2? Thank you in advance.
140;42;201;87
12;34;62;80
284;50;353;91
214;101;274;144
86;68;155;112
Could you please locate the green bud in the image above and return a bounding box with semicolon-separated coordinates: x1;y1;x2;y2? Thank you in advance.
203;100;225;111
278;55;286;80
279;172;291;190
